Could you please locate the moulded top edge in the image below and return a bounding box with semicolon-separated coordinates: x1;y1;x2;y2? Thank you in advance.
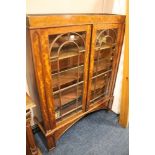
26;13;125;16
26;14;126;29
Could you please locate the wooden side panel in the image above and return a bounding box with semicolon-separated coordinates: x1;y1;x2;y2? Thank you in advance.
39;30;57;129
29;30;52;131
26;28;43;123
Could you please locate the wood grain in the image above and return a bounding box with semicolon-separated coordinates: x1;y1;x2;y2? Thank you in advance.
119;0;129;128
30;30;52;132
26;94;38;155
27;14;125;29
27;14;125;150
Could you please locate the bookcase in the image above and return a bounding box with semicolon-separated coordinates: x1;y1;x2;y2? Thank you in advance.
27;14;125;150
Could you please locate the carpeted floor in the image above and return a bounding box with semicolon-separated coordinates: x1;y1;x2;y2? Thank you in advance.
34;110;129;155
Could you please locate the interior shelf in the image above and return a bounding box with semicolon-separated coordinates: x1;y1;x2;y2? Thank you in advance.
53;81;84;95
95;43;117;51
92;69;112;79
91;78;106;98
55;103;82;120
93;60;112;76
53;88;82;109
52;66;84;92
90;71;111;101
93;47;114;76
94;49;114;61
50;47;85;61
52;64;84;76
50;54;84;74
90;84;107;101
90;93;107;103
91;78;106;91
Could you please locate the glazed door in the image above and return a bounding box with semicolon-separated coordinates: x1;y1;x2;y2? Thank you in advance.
87;24;123;109
40;25;91;122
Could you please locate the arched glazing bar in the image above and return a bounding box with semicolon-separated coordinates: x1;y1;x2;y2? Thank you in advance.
49;32;85;56
49;31;86;119
92;29;117;101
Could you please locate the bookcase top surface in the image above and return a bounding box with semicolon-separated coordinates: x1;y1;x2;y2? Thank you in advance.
27;13;125;16
27;13;125;29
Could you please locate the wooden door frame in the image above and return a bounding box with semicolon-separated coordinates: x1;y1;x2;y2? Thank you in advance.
86;23;124;110
119;0;129;128
39;25;91;123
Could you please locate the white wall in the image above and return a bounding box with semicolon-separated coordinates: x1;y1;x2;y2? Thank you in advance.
26;0;104;14
26;0;126;124
107;0;126;113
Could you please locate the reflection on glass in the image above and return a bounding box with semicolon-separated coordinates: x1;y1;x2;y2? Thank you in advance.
49;32;86;121
54;83;83;120
90;29;118;104
90;72;111;103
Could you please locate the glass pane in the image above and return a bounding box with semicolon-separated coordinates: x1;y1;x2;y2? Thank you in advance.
50;54;84;74
90;28;118;105
93;48;113;75
90;72;111;103
49;32;85;60
48;31;86;121
52;65;84;92
54;83;83;120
